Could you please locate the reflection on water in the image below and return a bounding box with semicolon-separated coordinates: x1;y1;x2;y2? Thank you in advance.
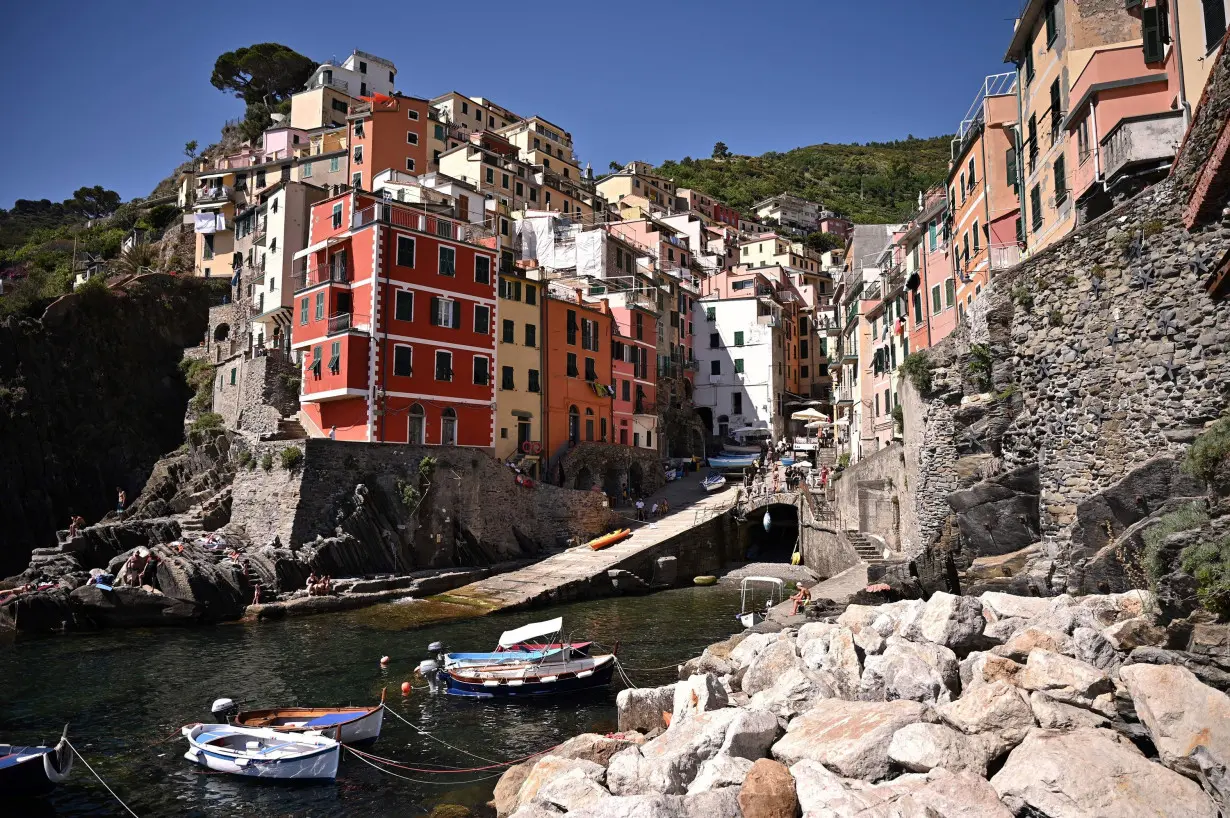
0;585;742;817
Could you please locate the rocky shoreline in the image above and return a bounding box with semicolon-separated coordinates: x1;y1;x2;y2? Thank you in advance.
490;589;1230;818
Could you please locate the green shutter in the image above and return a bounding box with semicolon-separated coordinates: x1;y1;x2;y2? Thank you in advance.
1006;147;1018;192
1142;7;1164;63
452;300;462;329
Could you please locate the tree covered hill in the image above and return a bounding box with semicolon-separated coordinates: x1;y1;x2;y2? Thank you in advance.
656;135;954;224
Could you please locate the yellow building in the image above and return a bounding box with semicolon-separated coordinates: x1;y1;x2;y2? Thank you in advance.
191;167;240;279
289;86;354;130
499;116;578;170
1005;0;1140;254
1172;0;1229;118
595;162;676;212
495;267;544;473
738;235;825;273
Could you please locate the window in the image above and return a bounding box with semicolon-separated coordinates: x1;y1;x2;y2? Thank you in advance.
438;246;455;276
528;369;541;392
584;357;597;381
959;173;966;203
302;161;313;178
1044;0;1058;47
502;319;515;343
331;99;348;114
396;235;415;267
329;156;341;172
962;234;970;264
299;297;309;325
441;408;457;445
332;203;343;229
395;290;414;321
967;158;976;190
1049;80;1062;139
734;358;744;374
1203;0;1226;53
436;219;452;239
733;393;743;414
435;351;453;381
709;332;720;349
1054;155;1068;203
525;324;536;347
525;285;537;306
486;168;495;185
406;158;416;172
621;380;630;401
1024;44;1035;84
393;344;412;376
944;279;955;307
1006;146;1019;194
408;404;425;444
474;304;490;334
567;352;578;377
406;132;419;145
1030;185;1043;230
566;309;578;345
710;360;721;376
408;108;419;120
315;291;325;320
501;366;514;390
734;331;745;347
913;289;923;324
972;220;981;253
501;173;509;189
359;60;367;73
473;356;489;385
431;297;459;328
353;145;363;165
475;255;490;285
1077;119;1090;162
1027;115;1038;172
230;366;237;386
800;339;808;358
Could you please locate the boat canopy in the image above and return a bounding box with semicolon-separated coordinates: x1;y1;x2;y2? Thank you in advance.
498;617;563;648
740;576;786;589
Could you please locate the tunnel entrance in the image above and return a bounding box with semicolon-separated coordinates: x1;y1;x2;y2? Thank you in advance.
742;502;799;563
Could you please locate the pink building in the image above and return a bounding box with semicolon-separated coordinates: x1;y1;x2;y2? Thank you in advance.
610;302;658;449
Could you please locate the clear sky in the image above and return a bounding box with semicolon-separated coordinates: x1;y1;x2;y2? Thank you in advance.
1;0;1023;208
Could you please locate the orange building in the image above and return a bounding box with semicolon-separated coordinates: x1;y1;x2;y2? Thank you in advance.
541;288;614;463
347;93;432;191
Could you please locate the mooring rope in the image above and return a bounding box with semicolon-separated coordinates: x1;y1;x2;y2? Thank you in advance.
380;704;506;764
346;741;561;773
67;739;140;818
344;746;507;785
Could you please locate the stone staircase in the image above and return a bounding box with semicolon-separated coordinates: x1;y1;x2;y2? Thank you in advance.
177;486;232;539
269;416;307;441
846;529;884;565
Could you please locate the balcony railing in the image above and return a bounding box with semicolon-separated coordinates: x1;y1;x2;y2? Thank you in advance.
197;186;235;204
756;314;779;327
350;204;496;244
327;312;353;334
312;76;349;94
1101;110;1184;183
989;243;1022;271
292;259;350;291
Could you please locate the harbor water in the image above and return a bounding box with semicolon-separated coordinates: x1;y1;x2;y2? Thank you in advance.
1;584;745;817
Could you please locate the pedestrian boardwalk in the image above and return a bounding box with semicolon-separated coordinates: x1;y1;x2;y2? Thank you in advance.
440;476;740;612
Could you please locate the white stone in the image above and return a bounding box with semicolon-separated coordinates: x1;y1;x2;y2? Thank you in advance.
1000;625;1074;661
1120;663;1230;780
533;768;612;812
747;667;836;720
887;721;988;776
1029;691;1109;730
822;627;863;697
672;673;728;723
618;684;676;733
937;679;1035;757
917;592;986;651
980;591;1052;621
796;621;838;649
771;698;934;781
742;638;802;697
729;632;780;670
860;636;958;704
685;754;752;794
1017;648;1114;710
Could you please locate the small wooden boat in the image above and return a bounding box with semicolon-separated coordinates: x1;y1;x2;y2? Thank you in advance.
231;692;384;745
585;528;632;550
708;453;758;470
182;723;339;780
737;576;785;628
0;726;72;796
701;471;727;492
436;654;617;699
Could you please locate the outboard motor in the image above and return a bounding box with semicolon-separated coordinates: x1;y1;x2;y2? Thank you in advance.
417;659;442;694
428;641;446;664
211;698;239;719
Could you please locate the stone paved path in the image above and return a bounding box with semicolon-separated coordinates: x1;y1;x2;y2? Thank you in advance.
441;474;740;612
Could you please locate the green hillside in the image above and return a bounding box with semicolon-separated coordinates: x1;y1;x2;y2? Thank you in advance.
657;135;954;225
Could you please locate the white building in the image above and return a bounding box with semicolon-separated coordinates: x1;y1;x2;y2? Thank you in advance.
304;50;396;100
753;194;822;233
693;295;786;442
250;181;326;353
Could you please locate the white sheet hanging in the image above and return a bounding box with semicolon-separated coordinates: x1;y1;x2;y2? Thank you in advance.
194;213;218;234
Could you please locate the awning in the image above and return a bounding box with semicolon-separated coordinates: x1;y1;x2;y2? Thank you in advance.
791;408;827;421
498;617;563;648
511;409;533;418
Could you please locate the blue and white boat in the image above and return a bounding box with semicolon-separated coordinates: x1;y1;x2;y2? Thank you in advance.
0;727;72;796
701;471;727;492
707;453;758;470
440;617;591;669
182;723;339;780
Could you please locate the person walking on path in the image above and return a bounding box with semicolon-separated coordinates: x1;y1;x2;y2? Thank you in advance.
635;498;646;522
116;488;127;513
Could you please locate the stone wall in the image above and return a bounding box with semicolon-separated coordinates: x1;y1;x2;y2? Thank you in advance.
213;350;298;435
831;443;909;553
900;378;959;555
230;439;620;565
797;493;859;580
558;442;666;498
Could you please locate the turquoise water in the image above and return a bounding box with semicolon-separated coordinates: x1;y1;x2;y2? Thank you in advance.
1;585;744;817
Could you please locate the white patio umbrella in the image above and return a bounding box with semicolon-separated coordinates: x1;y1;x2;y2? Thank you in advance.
790;408;827;422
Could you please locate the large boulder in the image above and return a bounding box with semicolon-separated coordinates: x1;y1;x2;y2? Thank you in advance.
557;791;741;818
532;768;612;813
729;632;781;670
960;651;1023;689
948;465;1041;559
992;728;1216;818
1017;649;1114;711
555;733;641;768
736;759;797;818
1029;691;1109;730
672;674;728;723
493;761;534;817
999;625;1074;661
686;754;752;794
860;636;958;704
1120;663;1230;780
748;667;837;720
1071;626;1122;672
791;762;1012;818
887;721;988;776
513;756;606;814
822;627;863;697
916;592;986;652
1103;617;1167;651
937;679;1035;757
743;638;803;697
980;591;1051;621
607;708;742;796
618;684;676;733
718;707;782;760
771;698;933;781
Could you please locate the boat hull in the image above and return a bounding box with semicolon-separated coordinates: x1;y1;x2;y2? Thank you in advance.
708;455;758;469
183;724;340;780
0;736;73;796
737;611;767;628
439;655;616;699
234;706;383;746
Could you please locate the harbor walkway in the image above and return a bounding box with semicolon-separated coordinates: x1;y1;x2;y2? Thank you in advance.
441;474;740;612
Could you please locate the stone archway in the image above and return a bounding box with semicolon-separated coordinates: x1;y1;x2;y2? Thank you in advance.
214;323;230;343
602;465;622;501
628;462;645;496
574;466;595;491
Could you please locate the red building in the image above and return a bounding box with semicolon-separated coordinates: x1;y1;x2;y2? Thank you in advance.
611;300;659;448
712;202;742;228
291;191;498;446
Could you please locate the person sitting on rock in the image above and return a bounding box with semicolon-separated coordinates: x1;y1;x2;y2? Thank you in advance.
306;572;319;593
789;582;813;616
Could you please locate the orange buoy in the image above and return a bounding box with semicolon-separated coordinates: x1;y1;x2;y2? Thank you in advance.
401;681;411;695
380;655;390;666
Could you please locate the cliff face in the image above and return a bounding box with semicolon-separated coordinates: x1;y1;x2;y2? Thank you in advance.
0;275;218;575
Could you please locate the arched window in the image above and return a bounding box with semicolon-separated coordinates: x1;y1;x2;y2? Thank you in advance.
441;407;457;446
408;403;426;445
568;405;580;444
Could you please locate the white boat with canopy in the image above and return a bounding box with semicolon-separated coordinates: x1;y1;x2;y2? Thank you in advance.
736;576;785;628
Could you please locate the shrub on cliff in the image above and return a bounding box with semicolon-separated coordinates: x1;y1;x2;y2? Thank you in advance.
280;446;303;471
190;412;223;433
1183;416;1230;495
898;352;933;395
1181;534;1230;616
1143;503;1210;582
179;357;215;414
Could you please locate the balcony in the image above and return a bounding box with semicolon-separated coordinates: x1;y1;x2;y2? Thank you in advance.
1101;110;1184;185
835;388;855;406
196;186;236;205
989;243;1022;271
253;219;268;246
311;76;350;94
756;314;779;327
327;312;353;335
292;258;351;291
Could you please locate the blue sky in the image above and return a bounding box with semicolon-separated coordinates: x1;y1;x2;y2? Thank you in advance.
1;0;1022;208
